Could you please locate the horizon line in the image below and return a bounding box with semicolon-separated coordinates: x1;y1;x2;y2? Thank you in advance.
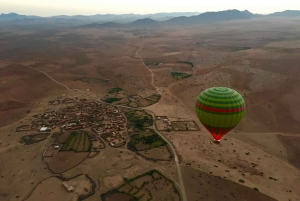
1;9;298;18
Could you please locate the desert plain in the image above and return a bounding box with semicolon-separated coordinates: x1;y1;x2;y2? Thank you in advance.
0;17;300;201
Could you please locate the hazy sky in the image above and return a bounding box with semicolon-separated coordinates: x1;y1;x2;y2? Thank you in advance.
1;0;299;16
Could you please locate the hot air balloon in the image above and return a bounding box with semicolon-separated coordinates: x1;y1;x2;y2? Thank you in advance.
195;87;245;143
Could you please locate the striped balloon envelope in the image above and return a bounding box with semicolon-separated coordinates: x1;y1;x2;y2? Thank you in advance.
195;87;245;142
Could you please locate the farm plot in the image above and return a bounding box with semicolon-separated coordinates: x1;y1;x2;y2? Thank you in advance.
128;128;167;151
171;121;200;131
144;94;161;104
125;110;153;128
101;170;180;201
171;72;192;80
60;131;92;152
44;151;88;173
20;133;50;144
103;88;161;107
134;94;161;107
155;116;172;131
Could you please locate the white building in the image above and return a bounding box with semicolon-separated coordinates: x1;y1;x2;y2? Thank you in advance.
40;127;47;132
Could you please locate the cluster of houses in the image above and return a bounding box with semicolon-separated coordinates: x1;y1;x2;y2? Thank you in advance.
100;131;126;147
16;99;127;148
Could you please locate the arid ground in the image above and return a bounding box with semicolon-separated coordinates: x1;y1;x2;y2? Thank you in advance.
0;18;300;201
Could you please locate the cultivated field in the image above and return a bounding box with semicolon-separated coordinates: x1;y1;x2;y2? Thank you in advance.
60;131;92;152
102;170;180;201
103;87;161;107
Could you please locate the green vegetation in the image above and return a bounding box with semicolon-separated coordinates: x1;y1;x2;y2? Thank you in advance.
75;132;83;150
108;87;122;94
177;60;194;67
127;94;161;108
101;170;180;201
236;47;251;51
144;94;161;104
61;131;77;150
239;179;245;183
269;177;278;181
104;98;122;103
21;134;50;145
125;110;153;128
104;93;161;108
60;131;92;152
130;129;167;151
171;72;192;80
253;188;259;192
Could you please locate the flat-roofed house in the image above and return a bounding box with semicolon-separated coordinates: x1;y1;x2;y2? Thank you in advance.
62;181;74;192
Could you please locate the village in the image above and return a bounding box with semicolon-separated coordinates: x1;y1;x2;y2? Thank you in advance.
16;98;127;148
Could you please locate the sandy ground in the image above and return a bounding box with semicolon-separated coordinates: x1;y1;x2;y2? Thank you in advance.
168;131;300;201
181;166;276;201
26;177;77;201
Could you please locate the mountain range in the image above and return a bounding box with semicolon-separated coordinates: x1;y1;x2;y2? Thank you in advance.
0;12;201;23
1;10;300;27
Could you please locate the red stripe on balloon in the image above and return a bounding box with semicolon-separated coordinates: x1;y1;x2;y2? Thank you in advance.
204;125;232;141
195;102;245;114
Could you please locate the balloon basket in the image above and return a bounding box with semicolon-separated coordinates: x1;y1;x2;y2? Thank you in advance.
213;140;220;144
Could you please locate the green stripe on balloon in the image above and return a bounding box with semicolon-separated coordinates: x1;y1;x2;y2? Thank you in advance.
197;100;244;109
198;96;243;105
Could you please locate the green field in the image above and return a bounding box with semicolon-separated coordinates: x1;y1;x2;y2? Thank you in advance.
125;110;153;129
60;131;92;152
101;170;180;201
236;46;251;51
144;94;161;104
104;97;122;103
129;128;167;151
171;72;192;80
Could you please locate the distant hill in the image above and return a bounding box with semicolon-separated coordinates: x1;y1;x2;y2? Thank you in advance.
130;18;159;26
0;12;39;21
165;9;251;25
81;22;123;28
268;10;300;17
241;10;262;18
195;9;251;21
81;9;300;28
47;12;201;23
2;9;300;27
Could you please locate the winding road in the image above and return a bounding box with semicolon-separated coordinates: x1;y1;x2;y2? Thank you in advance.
10;59;188;201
